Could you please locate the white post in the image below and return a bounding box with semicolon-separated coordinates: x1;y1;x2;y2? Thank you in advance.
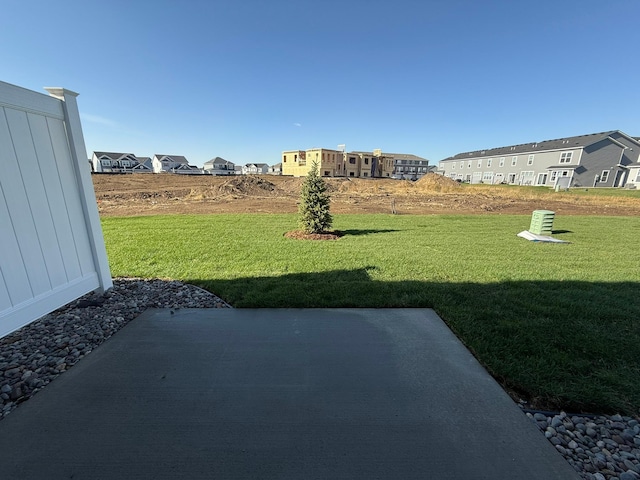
44;87;113;293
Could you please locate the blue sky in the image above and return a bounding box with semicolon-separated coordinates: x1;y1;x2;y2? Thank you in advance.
3;0;639;167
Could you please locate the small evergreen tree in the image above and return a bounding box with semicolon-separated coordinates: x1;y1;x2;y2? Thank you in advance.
298;160;332;234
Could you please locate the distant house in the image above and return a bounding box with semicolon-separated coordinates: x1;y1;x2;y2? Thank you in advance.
268;163;282;175
437;130;640;188
242;163;269;175
134;157;153;173
203;157;235;175
92;151;151;173
152;154;203;174
387;153;430;180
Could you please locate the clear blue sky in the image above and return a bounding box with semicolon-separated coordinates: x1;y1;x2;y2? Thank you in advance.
3;0;639;167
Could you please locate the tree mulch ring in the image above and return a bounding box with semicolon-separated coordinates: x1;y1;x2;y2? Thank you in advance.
284;230;342;241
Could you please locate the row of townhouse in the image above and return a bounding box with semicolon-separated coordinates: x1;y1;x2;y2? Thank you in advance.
281;148;431;179
437;130;640;189
92;152;281;176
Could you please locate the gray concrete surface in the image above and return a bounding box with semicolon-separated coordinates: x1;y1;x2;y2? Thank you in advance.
0;308;580;479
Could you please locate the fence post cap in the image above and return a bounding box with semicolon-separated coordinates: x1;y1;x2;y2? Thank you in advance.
44;87;79;99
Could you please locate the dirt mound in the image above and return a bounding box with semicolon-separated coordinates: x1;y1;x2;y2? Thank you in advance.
92;173;640;217
217;176;276;195
185;176;280;200
414;173;461;192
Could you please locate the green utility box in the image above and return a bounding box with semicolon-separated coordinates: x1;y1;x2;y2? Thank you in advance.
529;210;555;235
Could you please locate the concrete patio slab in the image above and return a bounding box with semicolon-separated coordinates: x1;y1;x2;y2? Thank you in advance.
0;308;579;479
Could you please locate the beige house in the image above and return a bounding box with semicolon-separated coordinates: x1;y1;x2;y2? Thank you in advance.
282;148;344;177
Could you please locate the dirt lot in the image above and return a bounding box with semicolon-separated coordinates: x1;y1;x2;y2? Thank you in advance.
92;173;640;217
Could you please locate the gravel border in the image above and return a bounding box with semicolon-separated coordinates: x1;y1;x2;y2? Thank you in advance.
0;279;638;480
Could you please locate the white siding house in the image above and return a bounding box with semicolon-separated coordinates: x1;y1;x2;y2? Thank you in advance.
268;163;282;175
241;163;269;175
203;157;235;175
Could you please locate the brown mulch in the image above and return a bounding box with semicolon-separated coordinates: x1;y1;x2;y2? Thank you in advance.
284;230;342;241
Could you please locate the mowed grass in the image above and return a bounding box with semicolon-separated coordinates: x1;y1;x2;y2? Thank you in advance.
102;213;640;415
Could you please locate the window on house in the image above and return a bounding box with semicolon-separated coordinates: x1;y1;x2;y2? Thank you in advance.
101;160;111;166
364;158;369;165
600;170;609;182
511;156;518;166
559;152;573;163
550;171;558;182
451;163;455;169
487;158;493;167
482;171;494;181
499;158;505;167
636;170;640;182
561;170;569;177
528;155;534;165
477;159;482;168
294;155;298;161
363;172;368;177
283;155;287;162
460;161;464;169
349;157;356;164
122;160;130;167
468;161;472;169
324;171;330;176
349;172;355;177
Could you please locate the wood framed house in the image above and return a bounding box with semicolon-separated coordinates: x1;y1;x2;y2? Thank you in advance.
152;154;203;174
282;147;425;178
437;130;640;188
203;157;235;175
92;151;149;173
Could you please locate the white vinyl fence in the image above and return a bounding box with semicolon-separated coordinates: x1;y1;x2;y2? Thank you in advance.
0;81;112;338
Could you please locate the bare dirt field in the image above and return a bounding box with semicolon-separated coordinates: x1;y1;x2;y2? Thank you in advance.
92;173;640;217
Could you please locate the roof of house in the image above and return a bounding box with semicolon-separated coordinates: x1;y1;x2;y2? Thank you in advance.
384;153;428;161
154;154;189;164
270;163;282;168
93;151;137;160
204;157;234;166
349;151;428;161
137;157;152;168
442;130;635;162
245;163;269;168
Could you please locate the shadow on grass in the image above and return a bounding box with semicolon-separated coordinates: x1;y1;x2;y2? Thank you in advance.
187;268;640;416
552;229;573;234
336;229;400;236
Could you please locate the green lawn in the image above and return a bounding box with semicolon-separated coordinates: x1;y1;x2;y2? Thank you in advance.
102;213;640;415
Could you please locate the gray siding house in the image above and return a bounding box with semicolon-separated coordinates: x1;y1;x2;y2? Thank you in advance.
388;153;430;180
152;154;203;174
92;152;153;173
203;157;235;175
437;131;640;188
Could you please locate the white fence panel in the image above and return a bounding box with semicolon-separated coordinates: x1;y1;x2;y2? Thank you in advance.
0;81;112;338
